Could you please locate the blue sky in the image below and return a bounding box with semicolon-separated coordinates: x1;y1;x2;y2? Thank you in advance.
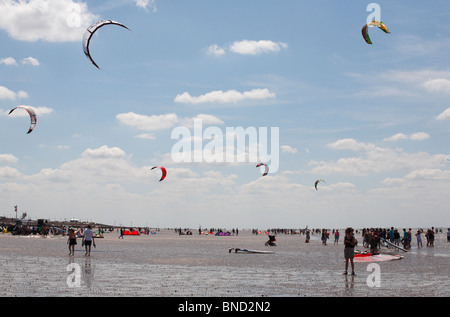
1;0;450;229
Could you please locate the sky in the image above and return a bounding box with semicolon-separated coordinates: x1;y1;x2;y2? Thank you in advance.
1;0;450;229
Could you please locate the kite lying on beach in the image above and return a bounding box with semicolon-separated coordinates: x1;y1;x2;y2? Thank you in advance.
362;21;390;44
8;105;37;134
83;20;131;69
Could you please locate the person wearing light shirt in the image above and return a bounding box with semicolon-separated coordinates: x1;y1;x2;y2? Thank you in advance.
82;225;96;256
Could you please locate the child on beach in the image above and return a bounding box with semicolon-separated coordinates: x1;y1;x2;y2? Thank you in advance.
67;229;77;256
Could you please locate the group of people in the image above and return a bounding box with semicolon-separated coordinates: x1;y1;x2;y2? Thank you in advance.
361;227;441;251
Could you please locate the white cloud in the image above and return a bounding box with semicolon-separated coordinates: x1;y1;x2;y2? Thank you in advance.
0;0;98;42
423;78;450;93
174;88;275;104
436;108;450;120
383;132;429;142
82;145;126;159
311;138;447;176
0;57;17;66
326;138;372;152
383;168;450;186
409;132;430;141
0;166;21;179
132;0;157;12
134;133;156;140
229;40;288;55
0;86;28;100
0;154;18;164
116;113;224;135
116;112;179;131
281;145;298;154
207;44;226;57
0;56;40;66
21;56;40;66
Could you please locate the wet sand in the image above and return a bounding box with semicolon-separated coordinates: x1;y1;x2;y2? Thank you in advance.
0;230;448;297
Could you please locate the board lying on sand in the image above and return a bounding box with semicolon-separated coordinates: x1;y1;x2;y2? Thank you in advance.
228;248;274;254
381;238;408;252
353;253;403;262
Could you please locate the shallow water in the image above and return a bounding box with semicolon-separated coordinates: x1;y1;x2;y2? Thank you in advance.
0;230;448;297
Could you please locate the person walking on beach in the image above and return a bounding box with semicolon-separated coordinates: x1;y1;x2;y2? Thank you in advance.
82;225;96;256
343;227;357;276
67;228;77;256
119;227;124;239
447;228;450;242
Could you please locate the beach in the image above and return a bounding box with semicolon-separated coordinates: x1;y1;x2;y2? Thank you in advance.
0;229;448;297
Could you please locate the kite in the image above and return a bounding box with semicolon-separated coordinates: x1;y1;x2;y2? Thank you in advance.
8;105;37;134
151;166;167;182
362;21;390;44
314;179;325;190
83;20;131;69
256;163;269;176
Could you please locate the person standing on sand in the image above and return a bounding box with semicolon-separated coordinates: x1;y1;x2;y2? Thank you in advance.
334;229;340;245
67;228;77;256
343;227;357;276
415;229;423;248
82;225;96;256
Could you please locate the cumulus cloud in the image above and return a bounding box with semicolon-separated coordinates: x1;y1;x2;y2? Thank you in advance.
206;44;226;57
82;145;126;159
0;56;40;66
207;40;288;57
423;78;450;93
383;132;430;142
21;57;40;66
116;112;179;131
0;0;98;42
132;0;157;12
281;145;298;154
383;168;450;185
311;138;447;176
229;40;288;55
0;86;28;100
436;108;450;120
174;88;275;104
0;154;18;164
0;57;18;66
116;112;224;134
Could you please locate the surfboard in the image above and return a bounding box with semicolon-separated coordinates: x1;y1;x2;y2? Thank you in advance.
381;238;408;252
228;248;274;254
